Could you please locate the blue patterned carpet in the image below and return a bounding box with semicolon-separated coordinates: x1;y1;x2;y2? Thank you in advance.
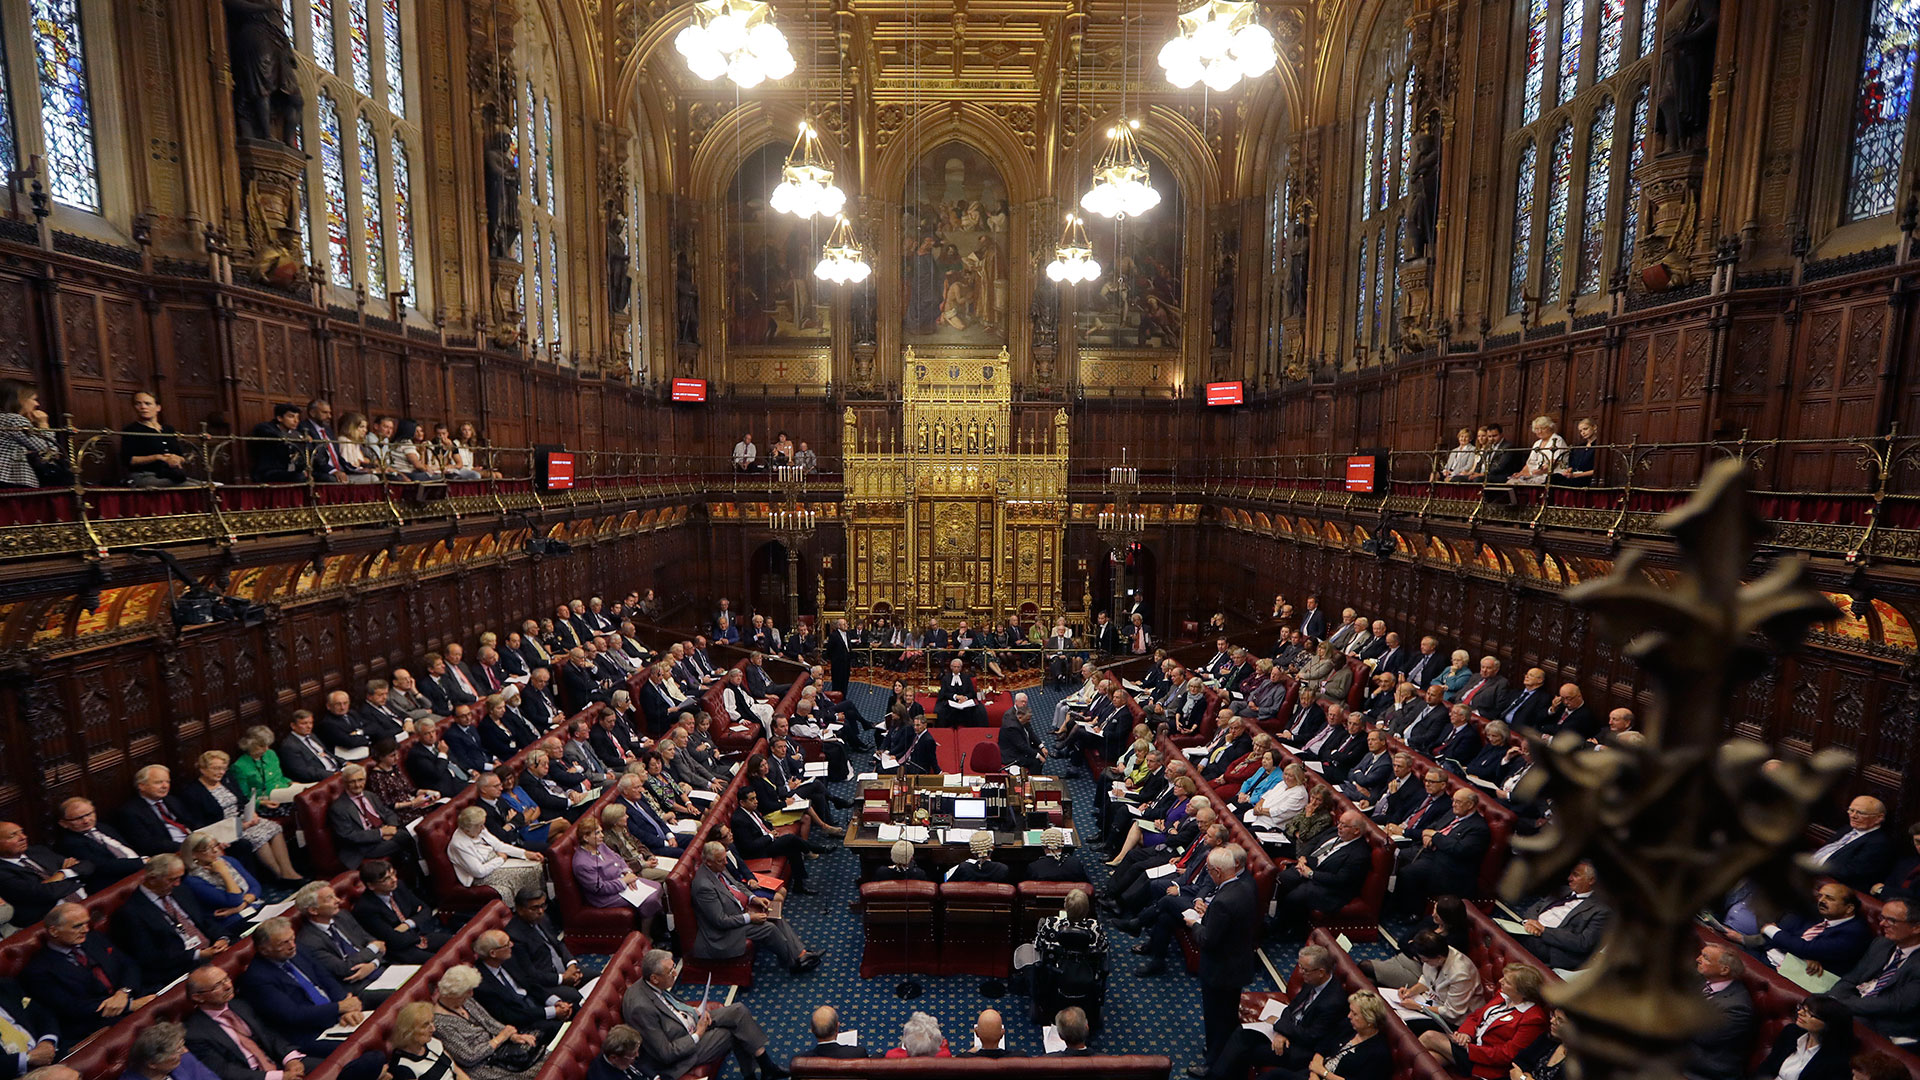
627;682;1407;1072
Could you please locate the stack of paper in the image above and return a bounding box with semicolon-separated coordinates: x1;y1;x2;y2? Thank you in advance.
366;965;421;992
901;826;930;843
803;762;830;778
620;880;661;907
878;754;899;770
876;824;904;842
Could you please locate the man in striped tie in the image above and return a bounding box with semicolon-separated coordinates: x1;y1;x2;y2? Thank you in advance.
1831;898;1920;1040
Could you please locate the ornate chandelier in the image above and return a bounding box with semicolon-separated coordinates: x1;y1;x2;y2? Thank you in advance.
769;121;845;218
673;0;796;88
1045;214;1101;284
1080;118;1161;220
813;215;871;283
1157;0;1276;91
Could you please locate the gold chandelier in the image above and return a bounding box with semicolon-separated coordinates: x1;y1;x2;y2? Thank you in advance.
1080;118;1161;220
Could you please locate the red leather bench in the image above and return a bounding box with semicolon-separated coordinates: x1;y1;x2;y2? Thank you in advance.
1016;880;1088;941
789;1055;1173;1079
858;880;938;977
543;784;630;952
664;738;798;987
1374;736;1515;903
296;773;352;875
1157;734;1279;972
0;868;145;978
939;881;1016;977
1237;928;1453;1080
532;926;656;1080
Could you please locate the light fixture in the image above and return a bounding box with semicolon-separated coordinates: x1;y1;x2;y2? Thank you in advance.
673;0;796;88
1080;118;1161;220
1157;0;1276;91
813;215;871;283
769;121;845;218
1045;214;1101;284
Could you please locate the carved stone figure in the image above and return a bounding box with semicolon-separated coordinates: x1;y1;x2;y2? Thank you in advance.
484;130;521;260
674;252;700;345
850;278;877;345
1654;0;1719;152
225;0;303;146
1030;278;1058;348
1406;116;1442;260
1288;215;1311;315
606;210;633;315
1210;254;1235;350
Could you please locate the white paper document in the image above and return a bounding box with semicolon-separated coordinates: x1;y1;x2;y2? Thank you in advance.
620;880;662;907
942;773;965;787
1041;1027;1066;1054
803;762;830;778
835;1030;859;1047
876;824;904;842
672;819;700;835
1145;863;1178;880
366;964;421;992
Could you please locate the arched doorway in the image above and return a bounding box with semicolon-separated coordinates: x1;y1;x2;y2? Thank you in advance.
750;541;789;625
1095;542;1157;634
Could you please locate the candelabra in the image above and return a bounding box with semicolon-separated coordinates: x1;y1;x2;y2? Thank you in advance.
769;465;818;630
1096;454;1149;554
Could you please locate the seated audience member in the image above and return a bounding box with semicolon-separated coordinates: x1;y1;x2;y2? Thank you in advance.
1273;811;1373;928
474;771;544;851
885;1012;950;1059
1123;825;1231;962
470;930;571;1042
568;815;665;936
1875;821;1920;902
120;391;193;487
0;821;87;926
182;835;262;936
431;966;542;1080
125;1021;224;1080
1828;897;1920;1041
1029;828;1089;883
1394;789;1491;911
1377;769;1454;841
1430;704;1484;766
614;774;684;858
1463;720;1526;785
506;888;585;1003
1754;995;1855;1080
51;796;145;886
1723;880;1870;980
1276;787;1336;853
597;803;672;881
1687;943;1758;1080
229;726;301;821
1812;797;1898;892
25;902;154;1042
329;764;414;869
732;789;815;895
689;841;822;974
1047;1007;1093;1056
367;740;441;825
1434;651;1474;703
588;1025;655;1080
250;404;308;483
1028;888;1108;1015
406;720;472;797
1204;944;1349;1078
292;882;388;999
1541;684;1597;740
949;832;1011;883
354;858;451;963
116;854;231;987
1385;930;1484;1033
0;982;51;1068
620;948;784;1080
386;1002;454;1080
1418;963;1548;1078
316;691;372;757
998;692;1048;774
448;806;545;907
806;1006;869;1058
182;967;307;1080
177;752;302;883
1504;862;1614;973
966;1010;1019;1059
238;917;365;1056
1596;708;1637;746
1248;763;1312;829
870;840;929;882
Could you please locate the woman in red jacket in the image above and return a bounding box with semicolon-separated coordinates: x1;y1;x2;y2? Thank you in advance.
1417;963;1549;1079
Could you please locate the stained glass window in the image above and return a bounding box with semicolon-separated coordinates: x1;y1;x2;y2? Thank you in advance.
1356;236;1368;343
543;98;555;214
1391;218;1406;343
312;0;336;72
1640;0;1659;59
1846;0;1920;222
531;223;544;344
1523;0;1550;124
392;135;414;298
1542;120;1573;302
548;228;559;345
31;0;101;212
1557;0;1584;105
1380;92;1396;212
0;33;16;177
1363;102;1377;219
1597;0;1626;79
1373;225;1387;343
1577;97;1616;294
1621;84;1649;266
281;0;295;40
1400;69;1415;197
383;0;404;116
1509;140;1537;315
317;94;352;285
357;114;386;293
347;0;372;94
525;80;538;208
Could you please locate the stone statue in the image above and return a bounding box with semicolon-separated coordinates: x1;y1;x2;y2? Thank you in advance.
850;277;877;345
674;252;700;345
1210;254;1235;350
225;0;303;145
484;129;521;260
1406;115;1442;260
1654;0;1719;152
916;420;929;452
1030;278;1058;347
606;209;633;315
1287;214;1311;315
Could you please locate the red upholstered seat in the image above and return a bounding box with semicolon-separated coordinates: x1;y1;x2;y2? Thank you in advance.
296;773;350;875
939;881;1016;977
965;741;1002;774
545;786;634;953
790;1054;1173;1079
1015;880;1086;941
859;880;939;977
1298;928;1454;1080
1463;903;1553;999
0;868;147;978
531;927;651;1080
416;786;502;914
665;738;768;987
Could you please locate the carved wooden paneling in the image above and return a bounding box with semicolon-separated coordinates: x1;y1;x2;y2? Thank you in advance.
1786;298;1887;491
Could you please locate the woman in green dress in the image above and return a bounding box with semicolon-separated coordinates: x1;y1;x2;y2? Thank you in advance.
229;724;298;820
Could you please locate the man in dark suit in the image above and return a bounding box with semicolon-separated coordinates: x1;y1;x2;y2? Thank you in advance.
947;833;1011;884
1514;860;1614;971
1400;635;1445;690
313;693;370;759
1369;632;1409;676
328;765;412;869
1200;944;1349;1080
1540;683;1598;740
443;705;493;776
521;669;564;730
1273;812;1374;929
276;711;345;785
1028;829;1089;883
966;1010;1022;1059
559;650;603;715
292;883;388;999
901;713;941;775
590;1023;664;1080
1297;596;1327;642
508;888;588;1004
1129;824;1230;970
1829;897;1920;1041
1723;879;1869;978
1193;845;1261;1075
25;902;153;1043
806;1006;869;1058
472;929;573;1041
550;604;586;651
823;618;855;696
1341;731;1395;802
116;765;196;855
1092;613;1121;655
1358;753;1421;819
351;859;450;964
1394;789;1491;911
403;719;469;797
475;771;542;850
51;797;145;887
1377;769;1454;844
238;918;366;1056
355;681;413;743
1456;656;1510;718
732;790;813;894
1685;943;1757;1080
496;634;531;679
184;965;309;1080
0;977;58;1078
0;821;89;925
1431;704;1484;766
249;404;307;483
520;619;556;673
113;855;230;986
998;694;1047;774
1401;685;1453;756
1495;667;1551;733
1812;797;1900;891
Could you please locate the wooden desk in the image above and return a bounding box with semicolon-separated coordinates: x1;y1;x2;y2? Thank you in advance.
842;775;1076;878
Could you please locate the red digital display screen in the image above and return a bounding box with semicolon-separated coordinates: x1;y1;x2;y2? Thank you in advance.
543;451;575;491
671;378;708;402
1345;455;1378;493
1205;381;1244;406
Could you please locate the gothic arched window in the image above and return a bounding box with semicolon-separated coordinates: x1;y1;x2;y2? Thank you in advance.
0;0;131;221
1350;4;1416;355
517;16;567;356
286;0;422;307
1505;0;1657;316
1844;0;1920;222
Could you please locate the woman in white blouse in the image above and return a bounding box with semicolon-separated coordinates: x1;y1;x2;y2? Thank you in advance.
1441;428;1479;481
1247;762;1311;828
447;805;545;904
1510;416;1568;485
1392;929;1486;1032
1755;996;1855;1080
